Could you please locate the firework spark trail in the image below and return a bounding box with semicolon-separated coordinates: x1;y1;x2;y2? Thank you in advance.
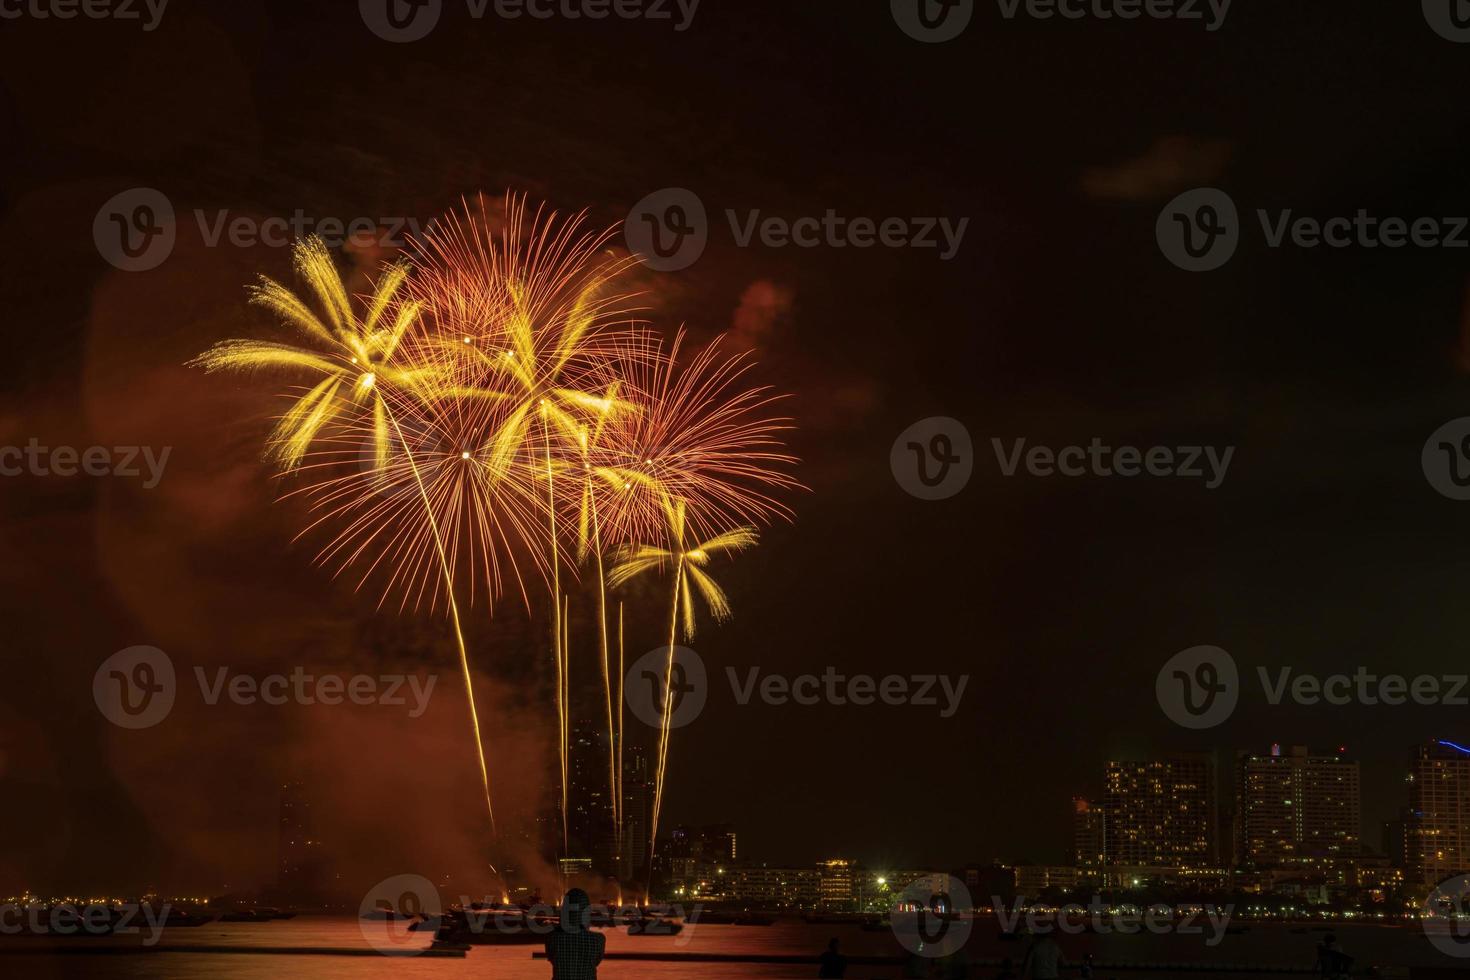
543;413;569;856
650;549;685;887
561;593;571;860
616;601;625;881
592;504;618;862
189;239;505;855
382;402;497;838
568;407;627;864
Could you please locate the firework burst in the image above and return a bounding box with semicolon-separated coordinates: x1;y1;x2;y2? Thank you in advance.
577;329;800;551
193;193;801;899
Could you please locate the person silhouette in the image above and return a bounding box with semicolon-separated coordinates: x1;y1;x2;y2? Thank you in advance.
818;936;847;977
1021;931;1065;979
1315;933;1351;979
544;888;605;980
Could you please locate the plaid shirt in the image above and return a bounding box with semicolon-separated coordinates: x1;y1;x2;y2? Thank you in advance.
544;926;606;979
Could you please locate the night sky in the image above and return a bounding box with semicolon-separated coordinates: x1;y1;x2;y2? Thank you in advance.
5;1;1470;897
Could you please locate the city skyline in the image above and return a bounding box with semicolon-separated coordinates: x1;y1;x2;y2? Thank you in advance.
23;734;1468;903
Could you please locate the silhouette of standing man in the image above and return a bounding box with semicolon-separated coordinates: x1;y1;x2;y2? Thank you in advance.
818;936;847;977
545;888;605;980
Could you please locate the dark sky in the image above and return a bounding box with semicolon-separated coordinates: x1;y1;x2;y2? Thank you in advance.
6;1;1470;898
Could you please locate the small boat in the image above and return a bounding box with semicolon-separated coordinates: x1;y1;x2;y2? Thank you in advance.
154;908;218;928
433;907;557;945
626;917;683;936
691;911;776;926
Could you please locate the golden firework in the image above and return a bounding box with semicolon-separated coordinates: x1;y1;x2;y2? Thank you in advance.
191;237;435;471
193;194;801;900
191;236;503;859
609;498;760;889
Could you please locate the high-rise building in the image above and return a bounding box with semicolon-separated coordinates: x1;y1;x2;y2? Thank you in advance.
723;865;821;909
567;720;614;872
673;862;947;911
659;824;739;895
1103;754;1216;869
1234;744;1360;870
818;859;856;909
1382;810;1410;870
1406;740;1470;885
1072;797;1106;870
1015;865;1081;899
621;744;652;883
959;863;1017;905
277;781;326;904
